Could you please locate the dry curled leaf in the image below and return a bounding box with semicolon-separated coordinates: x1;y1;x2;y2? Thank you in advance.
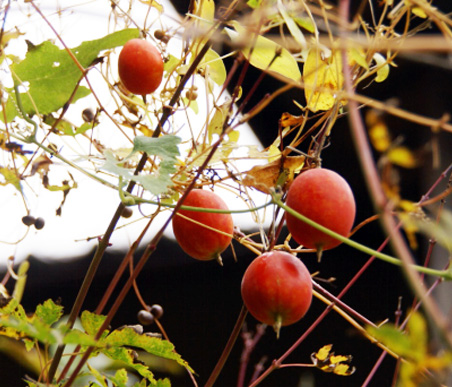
242;155;306;194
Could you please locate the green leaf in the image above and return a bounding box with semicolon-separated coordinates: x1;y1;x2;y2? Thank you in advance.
293;16;316;34
103;135;181;196
35;299;63;326
226;22;301;82
0;315;58;345
0;166;22;191
4;28;140;121
104;327;194;373
367;324;413;358
132;135;181;161
155;379;171;387
200;48;227;86
406;311;427;361
109;368;129;387
62;328;104;347
247;0;263;8
81;310;109;338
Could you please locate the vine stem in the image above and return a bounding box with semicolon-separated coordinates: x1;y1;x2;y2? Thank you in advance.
338;0;452;351
248;218;398;386
63;123;236;387
204;305;248;387
46;5;234;381
272;195;451;279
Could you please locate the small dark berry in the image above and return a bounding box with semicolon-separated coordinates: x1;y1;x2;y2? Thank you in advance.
82;108;95;123
150;304;164;319
137;310;155;325
34;217;45;230
121;207;133;218
22;215;36;226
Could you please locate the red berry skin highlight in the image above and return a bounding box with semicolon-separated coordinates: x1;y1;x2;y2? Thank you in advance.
285;168;356;251
241;251;312;333
172;189;234;261
118;38;164;95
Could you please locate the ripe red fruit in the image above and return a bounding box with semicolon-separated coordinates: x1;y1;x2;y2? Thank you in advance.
118;38;164;95
285;168;356;251
241;251;312;336
172;189;234;263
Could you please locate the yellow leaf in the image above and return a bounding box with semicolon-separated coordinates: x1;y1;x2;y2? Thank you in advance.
333;362;356;376
373;53;390;83
404;0;428;18
349;48;369;70
368;121;391;152
312;344;333;363
199;48;227;86
267;144;281;163
194;0;215;22
387;146;418;168
407;311;427;360
311;344;355;376
303;48;343;112
277;0;307;52
138;0;164;12
226;22;301;82
330;354;352;365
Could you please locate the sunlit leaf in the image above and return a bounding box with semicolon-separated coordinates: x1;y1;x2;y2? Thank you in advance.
103;135;181;196
303;48;343;112
404;0;428;18
373;53;390;83
81;310;109;338
407;310;427;361
404;208;452;252
311;344;355;376
313;344;333;362
293;16;316;34
387;146;418;168
108;368;129;387
349;48;369;70
366;110;391;152
277;0;307;52
199;48;227;86
104;327;194;373
367;324;413;358
247;0;262;8
0;166;21;191
35;299;63;326
4;29;140;121
132;135;181;161
226;22;301;82
138;0;164;13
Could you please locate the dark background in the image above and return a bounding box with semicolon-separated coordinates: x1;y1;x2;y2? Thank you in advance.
2;1;452;386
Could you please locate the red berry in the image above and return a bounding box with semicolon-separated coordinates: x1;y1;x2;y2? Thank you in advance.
285;168;356;251
118;38;164;95
172;189;233;262
241;251;312;336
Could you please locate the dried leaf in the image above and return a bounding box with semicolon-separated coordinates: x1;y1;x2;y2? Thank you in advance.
242;155;305;194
